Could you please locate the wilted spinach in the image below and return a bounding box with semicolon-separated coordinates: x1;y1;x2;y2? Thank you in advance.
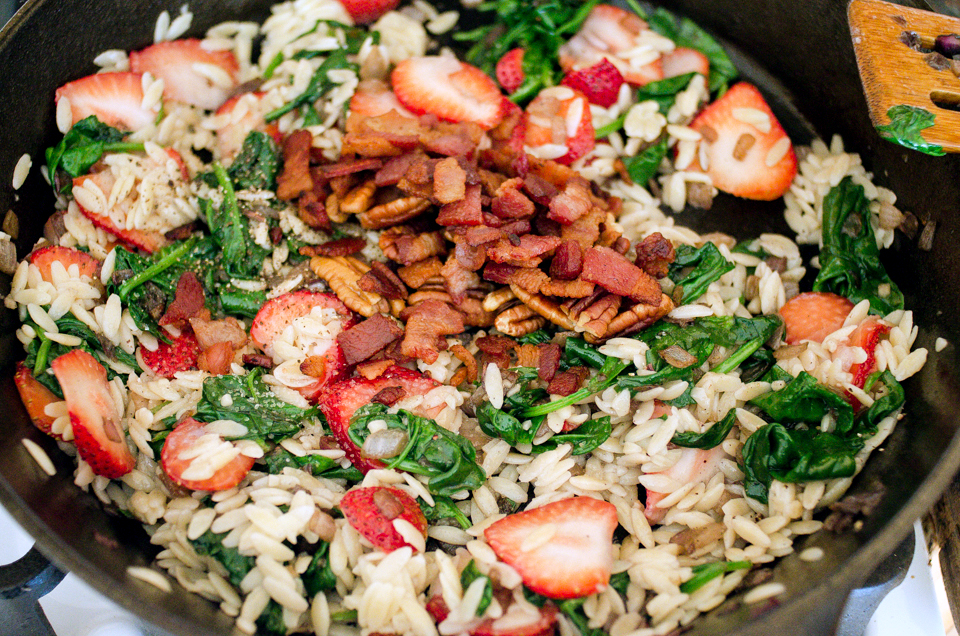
302;541;337;596
460;561;493;616
199;131;280;191
875;104;945;156
420;495;472;530
680;560;751;593
668;242;735;305
45;116;144;192
671;408;737;449
262;447;363;482
265;48;358;122
645;7;738;94
190;529;255;587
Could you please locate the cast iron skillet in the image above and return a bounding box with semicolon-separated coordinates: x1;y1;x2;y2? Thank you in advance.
0;0;958;634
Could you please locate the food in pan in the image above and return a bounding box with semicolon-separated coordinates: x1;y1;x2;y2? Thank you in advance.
5;1;928;635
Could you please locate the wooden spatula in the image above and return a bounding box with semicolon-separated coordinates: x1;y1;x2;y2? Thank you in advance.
849;0;960;154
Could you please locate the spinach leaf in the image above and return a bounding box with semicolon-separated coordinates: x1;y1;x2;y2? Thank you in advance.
858;370;905;433
668;242;735;304
460;561;493;616
813;176;904;315
190;529;255;587
517;329;552;345
302;541;337;596
348;403;486;496
875;105;945;156
262;447;363;482
265;49;357;122
680;561;752;593
524;588;606;636
750;368;854;434
540;416;611;455
45;116;145;192
672;408;736;449
520;355;630;418
564;336;608;369
646;7;738;94
420;495;472;530
291;20;376;57
200;131;280;191
477;401;539;447
195;368;317;444
621;137;668;186
202;164;271;279
256;601;286;636
637;73;697;115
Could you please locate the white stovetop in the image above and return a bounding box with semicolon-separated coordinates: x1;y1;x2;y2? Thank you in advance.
0;504;948;636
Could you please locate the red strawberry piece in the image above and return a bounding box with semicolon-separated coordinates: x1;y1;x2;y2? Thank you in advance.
50;350;135;478
28;246;100;282
687;82;798;200
661;47;710;81
560;58;624;108
250;290;357;355
472;606;558;636
214;92;281;160
298;344;351;403
55;71;156;132
519;87;595;165
339;486;427;552
14;362;63;440
392;56;506;130
847;316;891;390
130;39;239;111
337;0;400;24
349;79;415;119
643;445;726;524
72;172;170;253
496;48;526;94
779;291;854;345
558;5;663;87
484;497;618;599
160;416;255;491
140;330;202;378
316;366;440;473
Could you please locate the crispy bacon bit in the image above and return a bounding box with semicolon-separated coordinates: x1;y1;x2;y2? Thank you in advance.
433;156;467;204
454;240;487;271
523;173;559;205
449;343;479;384
299;236;367;257
277;130;314;200
560;207;604;250
242;353;273;368
547;177;593;225
516;343;541;368
317;157;383;179
462;225;502;246
634;232;676;279
482;262;519;285
582;246;662;304
441;255;481;304
359;261;408;300
337;313;405;365
370;385;406;406
492;178;535;219
357;358;395;379
300;355;330;377
550;240;583;280
487;234;561;267
159;271;206;326
380;227;447;265
197;341;234;376
538;343;562;382
375;153;419;186
401;299;465;364
476;335;516;356
547;366;590;396
190;316;248;350
164;220;202;241
398;257;444;288
437;183;483;226
298;193;332;230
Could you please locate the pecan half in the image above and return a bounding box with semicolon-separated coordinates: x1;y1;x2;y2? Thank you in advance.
339;178;378;215
594;293;676;343
310;255;404;317
358;196;431;229
494;302;548;337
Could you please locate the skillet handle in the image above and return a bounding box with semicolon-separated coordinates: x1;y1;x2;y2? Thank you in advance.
0;545;65;636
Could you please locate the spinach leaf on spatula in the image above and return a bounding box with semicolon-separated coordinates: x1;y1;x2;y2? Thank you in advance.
875;104;945;156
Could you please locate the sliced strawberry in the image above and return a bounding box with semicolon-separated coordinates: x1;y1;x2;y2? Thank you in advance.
644;446;727;524
687;82;798;200
50;350;134;478
339;486;427;552
28;246;100;282
519;87;595;165
298;344;351;403
14;363;62;439
316;366;440;473
661;47;711;81
392;56;506;130
779;291;854;345
160;416;255;491
140;331;202;378
337;0;400;24
214;92;281;160
496;48;526;94
250;290;357;356
72;172;170;253
129;39;239;111
55;71;155;132
484;497;617;599
847;316;891;390
349;79;415;119
472;607;558;636
558;4;663;86
164;147;191;181
560;58;624;109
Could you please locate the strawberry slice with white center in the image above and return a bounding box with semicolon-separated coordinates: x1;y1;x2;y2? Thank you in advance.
316;366;441;473
349;79;416;119
28;245;100;282
72;171;170;253
687;82;798;201
55;71;156;132
14;363;63;440
50;349;134;478
517;86;595;165
644;445;727;524
661;47;710;82
484;497;618;599
391;56;506;130
337;0;400;24
160;416;255;491
130;39;239;111
214;92;282;161
140;330;202;378
778;291;854;345
558;4;664;87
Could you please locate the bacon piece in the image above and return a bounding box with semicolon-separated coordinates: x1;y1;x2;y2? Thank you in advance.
547;177;593;225
375;153;419;187
357;358;395;379
523;173;559;205
634;232;676;279
197;341;234;376
550;240;583;280
421;122;483;156
516;343;541;368
159;271;206;326
299;236;367;257
478;168;508;196
454;241;487;271
164;220;202;242
189;316;248;349
487;235;561;267
482;262;519;285
437;183;483;226
476;334;516;369
398;257;444;289
358;261;408;300
538;343;562;382
380;227;447;265
433;156;467;204
337;313;405;365
491;178;535;220
582;246;662;304
441;255;481;304
547;366;590;396
317;157;383;180
401;299;465;364
560;206;604;250
543;277;595;298
243;353;273;368
370;385;406;406
277;130;314;201
449;343;479;384
298;189;331;230
462;225;502;246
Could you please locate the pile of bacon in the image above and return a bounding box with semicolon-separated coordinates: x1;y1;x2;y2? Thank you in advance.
275;109;678;386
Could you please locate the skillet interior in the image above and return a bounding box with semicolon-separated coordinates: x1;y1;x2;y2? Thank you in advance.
0;0;958;634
